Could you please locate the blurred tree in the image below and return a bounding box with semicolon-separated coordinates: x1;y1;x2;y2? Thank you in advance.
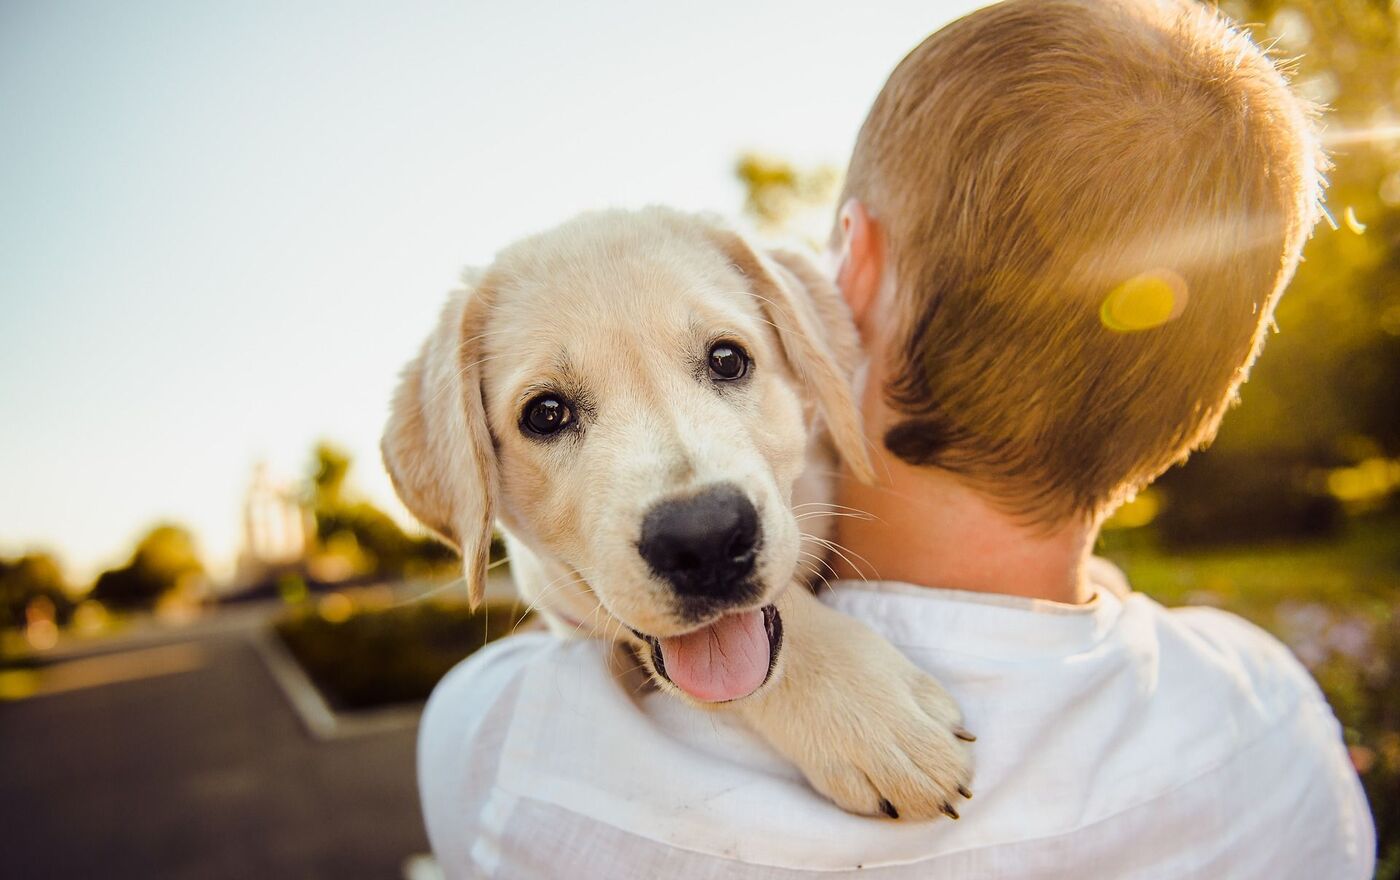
307;442;456;580
89;524;204;610
735;153;840;243
0;553;73;631
1148;0;1400;542
311;441;352;510
1206;0;1400;460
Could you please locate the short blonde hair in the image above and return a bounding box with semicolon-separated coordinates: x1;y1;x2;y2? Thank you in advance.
843;0;1324;523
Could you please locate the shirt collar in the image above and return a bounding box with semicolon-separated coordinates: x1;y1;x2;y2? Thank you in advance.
820;556;1130;661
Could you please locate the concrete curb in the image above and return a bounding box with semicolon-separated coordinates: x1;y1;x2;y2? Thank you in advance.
251;629;423;741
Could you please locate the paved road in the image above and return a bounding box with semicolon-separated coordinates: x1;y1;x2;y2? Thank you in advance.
0;632;429;879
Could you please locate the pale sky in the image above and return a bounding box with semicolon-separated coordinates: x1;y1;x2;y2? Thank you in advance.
0;0;983;581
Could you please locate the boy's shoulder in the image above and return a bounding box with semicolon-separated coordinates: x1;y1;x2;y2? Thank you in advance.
419;590;1374;878
419;630;611;750
1154;599;1330;708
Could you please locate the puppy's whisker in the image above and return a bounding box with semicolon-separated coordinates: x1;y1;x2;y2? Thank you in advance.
797;548;841;583
508;562;602;634
392;574;468;607
791;501;854;510
803;533;879;583
796;552;837;592
792;501;878;518
571;586;615;640
421;352;510;409
395;550;509;610
569;592;610;639
510;573;576;634
741;290;804;336
795;511;875;522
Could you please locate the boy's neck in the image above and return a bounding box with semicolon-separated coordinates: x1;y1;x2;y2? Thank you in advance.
831;452;1099;605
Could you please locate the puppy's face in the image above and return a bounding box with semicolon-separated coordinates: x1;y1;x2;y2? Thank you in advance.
481;217;810;638
384;209;869;701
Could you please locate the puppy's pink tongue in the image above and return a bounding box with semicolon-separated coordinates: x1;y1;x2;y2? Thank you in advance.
658;608;769;702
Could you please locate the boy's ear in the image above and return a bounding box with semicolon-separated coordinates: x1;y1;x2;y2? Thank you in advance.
834;198;884;339
381;277;498;607
706;225;876;484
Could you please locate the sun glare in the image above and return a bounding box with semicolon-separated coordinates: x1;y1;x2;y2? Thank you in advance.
1099;270;1188;333
1321;125;1400;148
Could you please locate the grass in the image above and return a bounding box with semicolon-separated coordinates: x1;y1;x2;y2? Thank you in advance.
1099;514;1400;618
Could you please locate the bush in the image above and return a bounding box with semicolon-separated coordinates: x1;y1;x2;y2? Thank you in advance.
274;598;529;710
90;524;203;610
0;554;72;631
1154;452;1342;550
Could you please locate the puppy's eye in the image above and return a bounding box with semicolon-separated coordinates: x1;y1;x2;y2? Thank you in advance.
708;342;749;381
522;394;574;436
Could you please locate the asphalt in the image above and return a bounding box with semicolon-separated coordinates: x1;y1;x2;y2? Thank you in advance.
0;632;430;879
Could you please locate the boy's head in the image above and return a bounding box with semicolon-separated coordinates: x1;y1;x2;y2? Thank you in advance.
834;0;1323;524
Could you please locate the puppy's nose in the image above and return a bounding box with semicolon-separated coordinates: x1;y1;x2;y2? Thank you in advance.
638;485;760;600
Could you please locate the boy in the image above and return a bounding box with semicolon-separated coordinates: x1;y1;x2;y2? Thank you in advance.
418;0;1375;875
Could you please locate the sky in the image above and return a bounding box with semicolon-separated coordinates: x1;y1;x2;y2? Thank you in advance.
0;0;983;581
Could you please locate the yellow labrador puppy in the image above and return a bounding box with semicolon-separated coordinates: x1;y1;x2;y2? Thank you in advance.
383;208;973;820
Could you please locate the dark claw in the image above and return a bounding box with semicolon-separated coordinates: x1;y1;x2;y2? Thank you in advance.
957;784;973;799
878;798;899;819
941;803;960;820
953;726;977;742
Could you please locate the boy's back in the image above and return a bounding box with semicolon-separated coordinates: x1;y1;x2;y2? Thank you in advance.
420;560;1374;877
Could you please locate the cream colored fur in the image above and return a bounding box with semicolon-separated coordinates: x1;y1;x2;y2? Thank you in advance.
383;208;972;819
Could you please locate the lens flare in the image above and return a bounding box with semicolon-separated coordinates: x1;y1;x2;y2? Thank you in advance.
1100;270;1188;333
1321;125;1400;148
1343;206;1366;235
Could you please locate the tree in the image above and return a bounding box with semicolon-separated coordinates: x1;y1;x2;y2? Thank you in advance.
734;152;840;244
89;524;204;610
1144;1;1400;541
306;442;456;580
1203;0;1400;463
0;553;73;631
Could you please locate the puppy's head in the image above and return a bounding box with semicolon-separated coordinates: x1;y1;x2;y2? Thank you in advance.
383;209;870;700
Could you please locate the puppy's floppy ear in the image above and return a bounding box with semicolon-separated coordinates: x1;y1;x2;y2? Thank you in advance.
382;275;498;607
708;227;875;484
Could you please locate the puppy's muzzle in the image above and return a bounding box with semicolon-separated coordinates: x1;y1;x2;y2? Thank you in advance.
637;484;761;611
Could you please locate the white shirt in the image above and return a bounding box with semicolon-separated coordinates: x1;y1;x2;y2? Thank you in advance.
418;560;1375;878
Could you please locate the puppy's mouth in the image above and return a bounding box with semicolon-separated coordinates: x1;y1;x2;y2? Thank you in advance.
632;604;782;703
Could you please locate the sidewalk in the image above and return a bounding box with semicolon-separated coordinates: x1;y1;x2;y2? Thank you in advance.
0;607;442;878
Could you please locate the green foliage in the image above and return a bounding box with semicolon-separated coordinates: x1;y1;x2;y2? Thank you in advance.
274;598;528;710
0;553;73;631
306;442;456;580
89;524;203;610
734;153;840;242
310;441;353;509
1203;0;1400;464
1153;451;1342;547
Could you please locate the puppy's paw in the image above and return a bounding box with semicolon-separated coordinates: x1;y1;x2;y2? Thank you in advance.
736;588;974;821
797;665;974;821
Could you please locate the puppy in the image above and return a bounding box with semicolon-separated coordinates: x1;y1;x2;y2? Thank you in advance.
383;207;973;819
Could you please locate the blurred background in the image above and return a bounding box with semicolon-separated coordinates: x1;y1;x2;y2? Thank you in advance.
1;0;1397;877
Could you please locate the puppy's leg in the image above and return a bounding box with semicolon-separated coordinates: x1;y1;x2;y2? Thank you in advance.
735;586;974;820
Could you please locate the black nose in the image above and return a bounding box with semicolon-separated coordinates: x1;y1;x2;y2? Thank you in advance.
638;485;761;601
